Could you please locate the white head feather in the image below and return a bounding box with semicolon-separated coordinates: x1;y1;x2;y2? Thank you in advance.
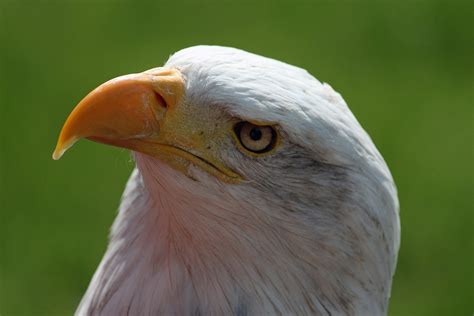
76;46;400;315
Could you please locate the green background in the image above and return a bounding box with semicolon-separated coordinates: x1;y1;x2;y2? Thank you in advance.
1;1;472;315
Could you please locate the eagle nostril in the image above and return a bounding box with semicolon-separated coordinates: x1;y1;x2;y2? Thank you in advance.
154;92;167;109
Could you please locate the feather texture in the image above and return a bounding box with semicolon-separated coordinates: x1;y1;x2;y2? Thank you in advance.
76;46;399;316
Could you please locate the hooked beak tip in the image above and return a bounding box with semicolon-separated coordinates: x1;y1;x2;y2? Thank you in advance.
52;137;78;160
52;149;64;161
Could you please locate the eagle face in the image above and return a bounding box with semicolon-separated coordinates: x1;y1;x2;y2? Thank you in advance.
54;46;400;315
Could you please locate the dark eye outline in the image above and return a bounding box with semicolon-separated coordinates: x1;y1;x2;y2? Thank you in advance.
233;121;278;154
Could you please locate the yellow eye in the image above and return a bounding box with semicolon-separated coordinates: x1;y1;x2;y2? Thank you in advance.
234;122;277;154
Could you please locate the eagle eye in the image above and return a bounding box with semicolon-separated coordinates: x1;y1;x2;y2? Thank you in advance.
234;122;277;154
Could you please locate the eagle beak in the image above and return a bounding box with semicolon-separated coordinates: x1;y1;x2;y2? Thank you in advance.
52;68;184;160
53;67;241;183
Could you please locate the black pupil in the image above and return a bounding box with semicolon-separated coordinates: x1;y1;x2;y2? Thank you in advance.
249;127;262;141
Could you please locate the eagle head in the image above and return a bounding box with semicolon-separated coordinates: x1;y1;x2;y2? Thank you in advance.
54;46;399;315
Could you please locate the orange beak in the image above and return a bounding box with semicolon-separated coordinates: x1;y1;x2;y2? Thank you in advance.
52;67;241;183
52;68;184;160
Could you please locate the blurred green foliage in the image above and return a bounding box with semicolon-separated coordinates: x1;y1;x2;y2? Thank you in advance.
1;1;472;315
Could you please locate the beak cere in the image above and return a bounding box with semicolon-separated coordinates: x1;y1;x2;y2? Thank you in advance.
52;68;184;160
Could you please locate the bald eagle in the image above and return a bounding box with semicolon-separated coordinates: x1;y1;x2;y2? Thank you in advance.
53;46;400;315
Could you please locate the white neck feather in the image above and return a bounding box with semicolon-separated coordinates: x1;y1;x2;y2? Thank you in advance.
76;155;393;315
